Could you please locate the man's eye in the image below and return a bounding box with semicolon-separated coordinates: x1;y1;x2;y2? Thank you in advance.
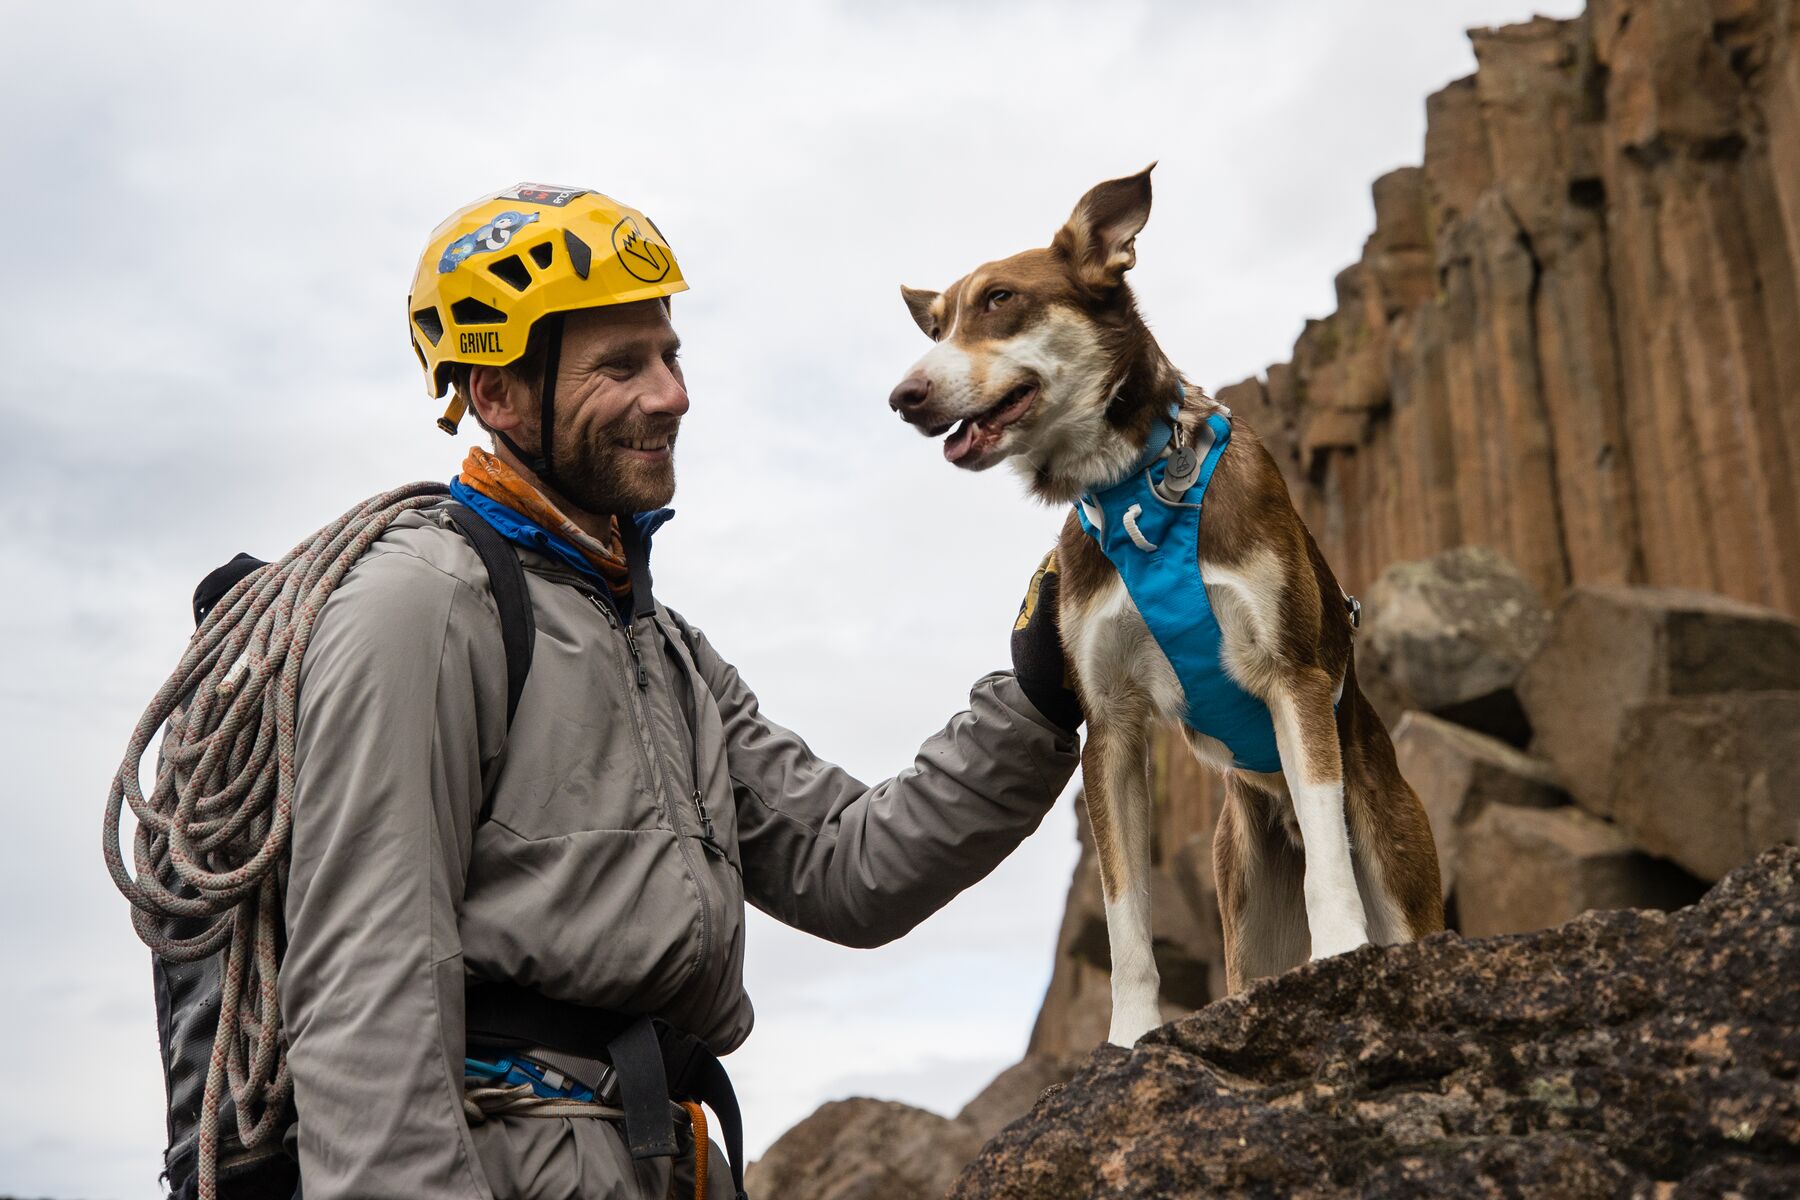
985;290;1013;311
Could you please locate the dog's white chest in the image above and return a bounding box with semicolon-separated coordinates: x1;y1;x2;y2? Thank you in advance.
1063;573;1188;725
1062;550;1286;765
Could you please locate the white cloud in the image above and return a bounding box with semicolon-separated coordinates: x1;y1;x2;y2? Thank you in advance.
0;1;1580;1195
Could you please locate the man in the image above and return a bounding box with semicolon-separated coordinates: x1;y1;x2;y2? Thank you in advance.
281;184;1083;1198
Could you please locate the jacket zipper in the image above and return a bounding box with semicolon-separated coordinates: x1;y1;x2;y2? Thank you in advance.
584;592;714;974
621;623;649;690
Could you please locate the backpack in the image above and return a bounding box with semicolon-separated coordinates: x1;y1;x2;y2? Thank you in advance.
109;489;535;1200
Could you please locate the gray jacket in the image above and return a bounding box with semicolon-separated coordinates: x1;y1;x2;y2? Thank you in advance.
281;503;1079;1199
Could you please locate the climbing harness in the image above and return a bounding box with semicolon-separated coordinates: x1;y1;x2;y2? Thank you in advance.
103;482;536;1200
462;1082;626;1125
465;980;750;1200
1074;394;1285;772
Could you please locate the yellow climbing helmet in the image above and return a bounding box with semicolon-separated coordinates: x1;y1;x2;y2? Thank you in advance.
407;183;689;432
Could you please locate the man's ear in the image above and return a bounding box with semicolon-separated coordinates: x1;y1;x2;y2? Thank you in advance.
900;285;940;338
1052;163;1156;292
466;365;528;433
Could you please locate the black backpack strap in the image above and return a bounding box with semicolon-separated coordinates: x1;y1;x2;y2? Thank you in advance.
443;504;536;733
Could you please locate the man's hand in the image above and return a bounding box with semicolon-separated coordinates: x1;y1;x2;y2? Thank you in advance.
1011;549;1084;734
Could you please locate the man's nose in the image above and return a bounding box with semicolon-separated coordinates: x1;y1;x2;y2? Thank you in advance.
643;361;690;416
889;372;931;414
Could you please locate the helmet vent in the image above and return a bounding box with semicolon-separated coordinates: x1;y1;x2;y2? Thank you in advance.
450;298;507;325
411;306;445;346
486;254;533;292
529;242;555;270
562;229;593;280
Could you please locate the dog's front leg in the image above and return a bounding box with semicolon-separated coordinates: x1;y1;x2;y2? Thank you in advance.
1269;667;1370;959
1083;714;1163;1046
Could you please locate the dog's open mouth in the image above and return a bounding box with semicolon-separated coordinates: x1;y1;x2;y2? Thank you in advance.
936;382;1038;464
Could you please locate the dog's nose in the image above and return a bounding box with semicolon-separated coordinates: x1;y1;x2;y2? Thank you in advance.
889;373;931;414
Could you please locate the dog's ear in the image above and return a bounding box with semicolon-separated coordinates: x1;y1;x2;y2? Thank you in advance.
1053;163;1155;292
900;285;941;338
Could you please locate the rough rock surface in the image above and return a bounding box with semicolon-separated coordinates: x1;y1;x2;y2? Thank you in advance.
1359;546;1550;742
952;847;1800;1199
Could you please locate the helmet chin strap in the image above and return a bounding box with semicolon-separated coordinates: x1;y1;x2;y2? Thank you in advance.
494;312;567;495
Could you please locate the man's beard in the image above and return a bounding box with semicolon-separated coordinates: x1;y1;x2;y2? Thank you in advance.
549;414;679;516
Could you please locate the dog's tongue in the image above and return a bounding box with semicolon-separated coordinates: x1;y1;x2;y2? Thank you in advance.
944;420;979;463
944;414;1008;463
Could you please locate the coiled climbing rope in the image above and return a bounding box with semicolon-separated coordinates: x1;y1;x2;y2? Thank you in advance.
103;481;452;1200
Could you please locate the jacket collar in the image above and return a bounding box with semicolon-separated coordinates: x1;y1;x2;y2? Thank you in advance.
446;478;671;617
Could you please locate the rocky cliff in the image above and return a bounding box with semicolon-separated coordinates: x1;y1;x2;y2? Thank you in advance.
1218;0;1800;617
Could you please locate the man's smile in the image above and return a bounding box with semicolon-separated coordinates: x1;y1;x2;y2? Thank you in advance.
616;433;675;461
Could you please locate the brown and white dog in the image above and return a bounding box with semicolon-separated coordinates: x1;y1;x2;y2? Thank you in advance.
888;166;1443;1047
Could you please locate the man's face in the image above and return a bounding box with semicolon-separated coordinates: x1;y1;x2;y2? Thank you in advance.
494;299;690;515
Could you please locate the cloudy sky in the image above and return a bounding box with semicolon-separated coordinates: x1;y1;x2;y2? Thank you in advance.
0;1;1581;1195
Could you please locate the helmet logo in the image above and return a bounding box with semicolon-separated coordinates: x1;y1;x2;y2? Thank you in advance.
501;183;591;208
438;210;541;274
613;216;672;283
458;331;503;354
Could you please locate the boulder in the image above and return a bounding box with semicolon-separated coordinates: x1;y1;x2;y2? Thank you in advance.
743;1055;1087;1199
951;847;1800;1199
953;1054;1084;1144
1392;711;1566;899
744;1097;981;1200
1517;587;1800;817
1359;546;1551;744
1456;803;1704;937
1612;691;1800;881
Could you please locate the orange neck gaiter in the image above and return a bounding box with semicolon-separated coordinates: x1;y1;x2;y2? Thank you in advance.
458;447;633;600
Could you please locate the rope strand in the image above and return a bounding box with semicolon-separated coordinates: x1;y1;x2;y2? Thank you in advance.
104;482;451;1200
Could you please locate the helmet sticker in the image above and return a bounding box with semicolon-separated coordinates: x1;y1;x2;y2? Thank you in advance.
438;210;541;274
500;183;592;208
613;216;672;283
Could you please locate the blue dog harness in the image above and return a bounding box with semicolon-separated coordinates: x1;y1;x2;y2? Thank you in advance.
1074;398;1285;772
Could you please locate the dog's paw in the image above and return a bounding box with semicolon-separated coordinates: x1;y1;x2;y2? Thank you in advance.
1106;1006;1164;1048
1308;921;1370;962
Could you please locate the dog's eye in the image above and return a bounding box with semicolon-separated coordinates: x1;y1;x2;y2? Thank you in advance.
985;290;1013;311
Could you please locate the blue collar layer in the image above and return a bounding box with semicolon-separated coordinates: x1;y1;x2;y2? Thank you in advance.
446;477;673;587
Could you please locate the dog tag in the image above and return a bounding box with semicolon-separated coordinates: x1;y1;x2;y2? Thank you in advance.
1162;445;1200;496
